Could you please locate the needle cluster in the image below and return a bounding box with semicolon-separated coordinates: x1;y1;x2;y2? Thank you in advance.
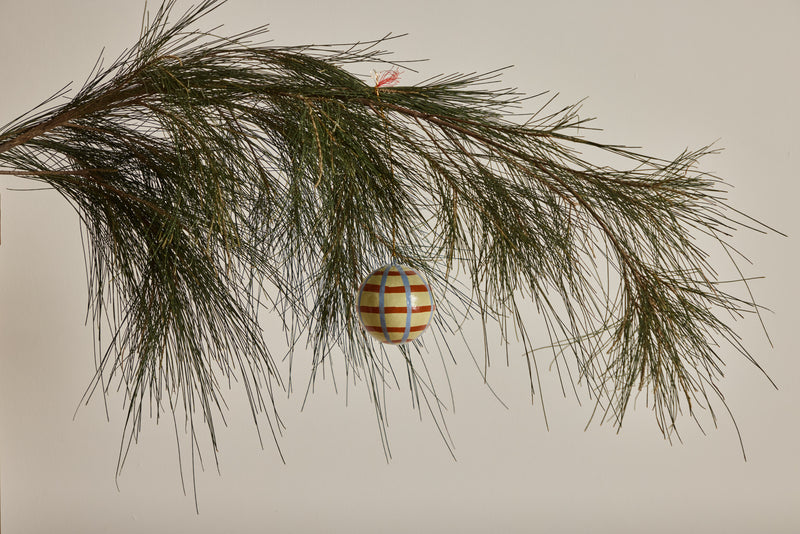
0;0;775;475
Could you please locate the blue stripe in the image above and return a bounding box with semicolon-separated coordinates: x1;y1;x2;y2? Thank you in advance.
378;266;391;343
397;265;413;343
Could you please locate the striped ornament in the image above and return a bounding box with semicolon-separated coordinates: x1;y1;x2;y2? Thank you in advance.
357;263;435;344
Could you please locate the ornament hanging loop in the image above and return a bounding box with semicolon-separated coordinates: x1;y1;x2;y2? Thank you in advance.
372;68;403;262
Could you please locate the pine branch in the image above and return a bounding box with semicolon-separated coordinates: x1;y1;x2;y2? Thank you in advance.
0;0;777;472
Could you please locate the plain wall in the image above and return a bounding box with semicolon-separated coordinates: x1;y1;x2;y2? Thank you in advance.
1;1;798;532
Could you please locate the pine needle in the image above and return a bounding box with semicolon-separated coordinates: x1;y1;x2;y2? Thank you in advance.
0;0;777;479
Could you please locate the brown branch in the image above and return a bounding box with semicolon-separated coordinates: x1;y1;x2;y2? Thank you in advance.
0;85;148;155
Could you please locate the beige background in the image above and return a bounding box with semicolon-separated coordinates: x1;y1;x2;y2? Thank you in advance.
1;0;798;532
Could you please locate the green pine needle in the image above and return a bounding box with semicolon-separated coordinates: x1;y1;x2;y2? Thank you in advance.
0;0;778;478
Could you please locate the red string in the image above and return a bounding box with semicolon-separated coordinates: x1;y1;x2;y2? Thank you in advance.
375;68;401;88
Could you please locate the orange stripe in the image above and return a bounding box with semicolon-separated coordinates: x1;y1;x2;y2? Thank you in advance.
360;305;433;314
384;270;418;276
361;284;429;293
364;325;430;333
